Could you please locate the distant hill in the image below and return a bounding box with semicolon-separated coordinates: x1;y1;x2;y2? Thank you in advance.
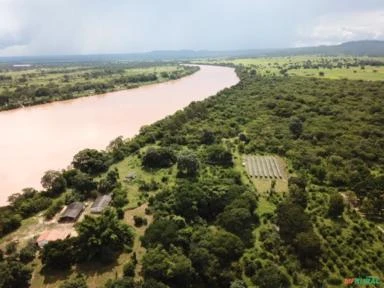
267;40;384;57
0;40;383;64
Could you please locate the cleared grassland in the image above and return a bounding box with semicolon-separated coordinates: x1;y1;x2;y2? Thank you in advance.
199;56;384;80
289;66;384;80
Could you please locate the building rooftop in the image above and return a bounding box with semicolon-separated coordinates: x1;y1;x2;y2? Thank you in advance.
91;194;112;213
59;202;84;221
36;229;70;248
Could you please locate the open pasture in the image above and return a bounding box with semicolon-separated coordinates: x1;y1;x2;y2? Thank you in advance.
201;56;384;80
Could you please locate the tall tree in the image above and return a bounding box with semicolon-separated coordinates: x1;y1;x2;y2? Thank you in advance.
41;170;67;195
177;151;199;177
72;149;108;175
0;260;32;288
277;202;311;243
328;193;345;218
76;209;134;262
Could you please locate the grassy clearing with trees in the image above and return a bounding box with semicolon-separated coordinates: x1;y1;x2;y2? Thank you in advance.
0;59;383;287
199;55;384;80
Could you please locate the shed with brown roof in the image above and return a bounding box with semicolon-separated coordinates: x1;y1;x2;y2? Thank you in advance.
59;202;84;223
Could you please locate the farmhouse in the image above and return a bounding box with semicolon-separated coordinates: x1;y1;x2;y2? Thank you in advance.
36;229;70;248
91;194;112;214
59;202;84;223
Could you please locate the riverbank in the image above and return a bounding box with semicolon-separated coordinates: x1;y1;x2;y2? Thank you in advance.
0;65;239;205
0;64;199;112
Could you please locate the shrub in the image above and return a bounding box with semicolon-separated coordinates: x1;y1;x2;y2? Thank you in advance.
328;277;342;285
133;216;148;227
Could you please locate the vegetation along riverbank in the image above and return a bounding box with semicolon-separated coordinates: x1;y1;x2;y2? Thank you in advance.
0;58;383;287
0;63;199;111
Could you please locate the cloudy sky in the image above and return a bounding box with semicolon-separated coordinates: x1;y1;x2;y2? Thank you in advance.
0;0;383;56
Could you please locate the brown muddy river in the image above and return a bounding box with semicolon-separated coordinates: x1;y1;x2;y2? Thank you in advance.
0;65;238;205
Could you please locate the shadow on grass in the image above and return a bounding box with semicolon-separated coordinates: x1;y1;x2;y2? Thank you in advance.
40;257;120;285
40;266;72;285
75;259;117;278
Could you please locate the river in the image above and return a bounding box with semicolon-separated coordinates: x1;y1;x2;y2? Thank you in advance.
0;65;239;205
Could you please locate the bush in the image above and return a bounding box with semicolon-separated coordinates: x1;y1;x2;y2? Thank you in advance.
123;261;136;277
44;199;64;220
252;265;290;288
133;216;148;227
5;241;17;255
205;145;233;166
19;241;37;263
142;147;176;169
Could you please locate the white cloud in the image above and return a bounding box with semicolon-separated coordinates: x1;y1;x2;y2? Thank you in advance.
0;0;29;50
295;10;384;47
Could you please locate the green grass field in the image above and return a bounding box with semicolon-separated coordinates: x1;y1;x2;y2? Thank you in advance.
289;66;384;80
198;56;384;80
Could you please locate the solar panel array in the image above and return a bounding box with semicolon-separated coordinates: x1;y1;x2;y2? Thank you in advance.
244;156;283;179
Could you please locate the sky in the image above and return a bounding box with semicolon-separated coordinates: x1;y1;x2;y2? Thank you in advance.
0;0;383;56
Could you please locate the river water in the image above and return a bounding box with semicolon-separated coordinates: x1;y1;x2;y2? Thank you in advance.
0;65;239;205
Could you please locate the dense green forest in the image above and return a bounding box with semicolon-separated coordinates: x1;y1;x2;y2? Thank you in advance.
0;62;383;287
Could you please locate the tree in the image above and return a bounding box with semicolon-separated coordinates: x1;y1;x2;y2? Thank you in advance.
328;193;345;218
289;117;303;139
105;277;135;288
76;208;134;262
19;241;37;263
189;246;221;287
0;260;32;288
289;184;308;208
111;187;128;208
277;202;311;243
170;180;244;222
205;145;233;166
230;280;247;288
71;171;97;198
107;136;126;162
142;246;194;287
294;231;322;266
142;147;176;169
133;215;147;227
217;207;256;244
191;227;245;266
72;149;108;175
41;170;67;195
252;265;290;288
98;168;120;194
41;239;75;270
0;212;22;236
142;218;183;249
142;279;170;288
177;151;199;177
5;241;17;255
200;130;216;145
